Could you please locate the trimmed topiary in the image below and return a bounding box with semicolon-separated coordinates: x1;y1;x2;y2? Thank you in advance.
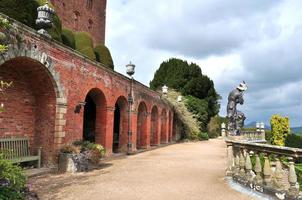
79;46;96;60
94;44;114;70
61;28;75;49
74;32;94;50
74;32;96;60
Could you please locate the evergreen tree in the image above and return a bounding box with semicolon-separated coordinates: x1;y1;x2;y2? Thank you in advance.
150;58;220;128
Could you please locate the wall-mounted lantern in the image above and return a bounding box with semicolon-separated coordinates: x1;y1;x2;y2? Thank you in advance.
74;101;86;114
36;1;55;37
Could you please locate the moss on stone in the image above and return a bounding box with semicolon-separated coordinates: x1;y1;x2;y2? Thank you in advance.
94;44;114;70
61;28;75;49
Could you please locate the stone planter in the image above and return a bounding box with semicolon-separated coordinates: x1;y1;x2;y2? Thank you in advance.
58;153;77;173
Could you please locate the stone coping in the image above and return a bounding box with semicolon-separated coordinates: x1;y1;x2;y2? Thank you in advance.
226;139;302;159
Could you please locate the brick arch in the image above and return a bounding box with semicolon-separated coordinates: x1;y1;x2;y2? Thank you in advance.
0;56;65;164
83;88;107;147
150;105;159;146
136;101;148;149
161;108;168;144
113;96;128;153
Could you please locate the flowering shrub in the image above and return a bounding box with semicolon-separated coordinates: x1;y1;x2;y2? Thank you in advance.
0;154;26;199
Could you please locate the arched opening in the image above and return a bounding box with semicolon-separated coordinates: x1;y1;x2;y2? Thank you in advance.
161;109;167;144
0;57;57;163
113;96;128;153
83;88;106;147
136;102;148;149
151;106;159;146
83;95;96;142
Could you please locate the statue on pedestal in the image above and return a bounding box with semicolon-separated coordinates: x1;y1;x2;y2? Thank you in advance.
227;82;248;135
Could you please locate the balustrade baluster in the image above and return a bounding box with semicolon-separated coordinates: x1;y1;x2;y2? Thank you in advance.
245;150;253;182
263;154;272;186
253;152;263;185
273;157;284;190
234;152;240;177
226;145;234;176
239;149;245;178
287;157;299;198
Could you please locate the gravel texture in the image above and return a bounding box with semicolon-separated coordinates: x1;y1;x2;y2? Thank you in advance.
30;139;254;200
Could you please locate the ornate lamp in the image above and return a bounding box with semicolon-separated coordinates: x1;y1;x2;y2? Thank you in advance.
126;62;135;154
36;1;55;37
162;85;168;95
177;95;182;102
126;62;135;77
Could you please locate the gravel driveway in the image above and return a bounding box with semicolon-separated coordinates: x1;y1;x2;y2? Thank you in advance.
30;139;254;200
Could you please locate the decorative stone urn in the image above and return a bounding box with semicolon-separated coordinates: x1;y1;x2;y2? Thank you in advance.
58;153;77;173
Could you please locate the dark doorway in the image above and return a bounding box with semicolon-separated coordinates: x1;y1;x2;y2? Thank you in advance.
83;95;96;142
113;103;120;153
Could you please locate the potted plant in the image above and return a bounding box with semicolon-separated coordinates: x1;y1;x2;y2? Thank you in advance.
58;145;80;173
58;141;106;173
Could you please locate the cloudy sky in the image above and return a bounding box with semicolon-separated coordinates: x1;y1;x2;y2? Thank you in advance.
106;0;302;127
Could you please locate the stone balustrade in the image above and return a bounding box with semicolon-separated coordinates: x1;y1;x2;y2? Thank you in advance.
221;122;266;143
226;139;302;199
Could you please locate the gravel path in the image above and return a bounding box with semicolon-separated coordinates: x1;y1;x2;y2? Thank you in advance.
30;138;254;200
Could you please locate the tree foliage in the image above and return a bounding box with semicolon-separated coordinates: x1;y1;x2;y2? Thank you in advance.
207;115;227;138
270;114;290;146
0;0;62;42
150;58;220;131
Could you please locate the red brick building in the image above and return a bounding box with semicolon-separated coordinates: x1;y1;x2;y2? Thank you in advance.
0;2;175;166
50;0;107;44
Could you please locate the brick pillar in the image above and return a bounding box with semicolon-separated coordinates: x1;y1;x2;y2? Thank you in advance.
157;116;161;145
165;115;169;143
104;106;114;155
131;111;138;152
170;112;174;141
144;112;151;149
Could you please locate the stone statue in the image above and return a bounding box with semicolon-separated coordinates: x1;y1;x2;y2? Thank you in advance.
227;82;247;135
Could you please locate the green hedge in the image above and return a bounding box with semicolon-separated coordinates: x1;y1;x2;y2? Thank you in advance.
61;28;75;49
285;134;302;148
94;44;114;70
74;32;96;60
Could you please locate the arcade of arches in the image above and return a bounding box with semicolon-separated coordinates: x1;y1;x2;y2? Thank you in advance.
0;17;176;166
0;57;175;165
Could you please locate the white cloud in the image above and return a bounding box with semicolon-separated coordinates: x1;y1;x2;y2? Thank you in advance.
106;0;302;126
